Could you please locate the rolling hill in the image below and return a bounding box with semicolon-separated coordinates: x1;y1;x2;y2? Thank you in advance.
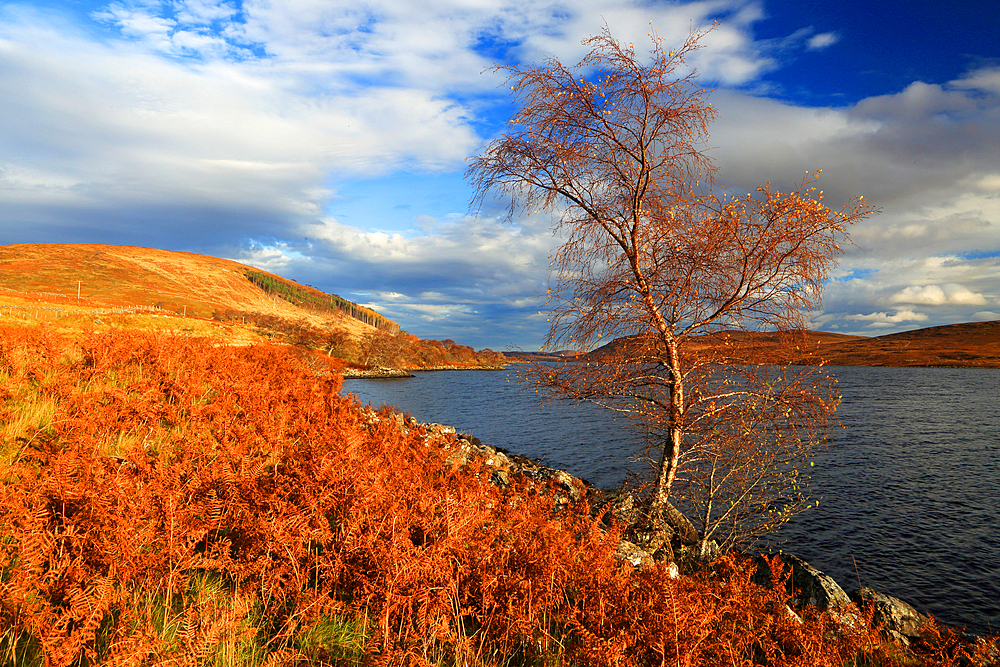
0;243;507;370
533;322;1000;369
5;243;996;369
797;320;1000;367
0;243;392;336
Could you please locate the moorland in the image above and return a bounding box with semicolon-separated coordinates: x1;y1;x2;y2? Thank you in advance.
2;243;999;665
512;324;1000;368
0;243;505;371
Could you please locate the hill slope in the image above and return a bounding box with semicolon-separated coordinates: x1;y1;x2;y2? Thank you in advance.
0;243;506;370
563;322;1000;368
0;243;391;337
802;320;1000;367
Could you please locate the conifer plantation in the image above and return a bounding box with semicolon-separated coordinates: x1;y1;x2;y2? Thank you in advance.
2;325;995;665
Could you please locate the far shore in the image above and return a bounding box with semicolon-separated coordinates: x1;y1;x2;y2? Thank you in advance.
341;364;507;379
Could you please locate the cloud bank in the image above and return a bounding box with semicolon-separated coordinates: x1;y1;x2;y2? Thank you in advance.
1;0;998;347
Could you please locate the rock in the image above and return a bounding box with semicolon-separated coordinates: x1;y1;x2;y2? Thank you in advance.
615;540;654;568
678;540;721;567
551;469;584;504
458;433;484;449
634;521;675;562
444;446;471;467
417;420;592;510
656;501;699;545
593;490;641;528
430;423;456;436
754;553;854;613
486;449;512;470
489;468;510;489
850;587;930;639
592;495;700;564
341;366;415;378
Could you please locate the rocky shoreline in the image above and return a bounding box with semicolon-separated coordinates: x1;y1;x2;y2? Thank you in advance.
341;366;415;378
341;364;506;379
362;407;998;661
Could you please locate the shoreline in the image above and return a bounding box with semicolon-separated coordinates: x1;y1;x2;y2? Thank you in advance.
384;407;996;645
341;364;506;379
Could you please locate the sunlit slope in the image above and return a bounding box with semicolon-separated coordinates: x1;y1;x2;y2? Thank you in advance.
812;320;1000;367
578;322;1000;368
0;243;392;337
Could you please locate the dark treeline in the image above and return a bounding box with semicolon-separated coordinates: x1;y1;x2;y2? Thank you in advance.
245;270;399;332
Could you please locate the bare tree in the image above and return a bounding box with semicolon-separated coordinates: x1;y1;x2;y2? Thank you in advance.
361;329;406;368
468;26;875;553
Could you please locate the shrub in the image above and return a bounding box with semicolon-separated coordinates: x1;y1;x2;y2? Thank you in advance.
0;326;989;666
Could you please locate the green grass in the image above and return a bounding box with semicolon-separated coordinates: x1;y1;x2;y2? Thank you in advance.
296;613;369;664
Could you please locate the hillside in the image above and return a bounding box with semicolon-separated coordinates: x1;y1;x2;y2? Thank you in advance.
0;243;391;337
800;320;1000;367
3;327;993;665
0;243;504;369
543;322;1000;368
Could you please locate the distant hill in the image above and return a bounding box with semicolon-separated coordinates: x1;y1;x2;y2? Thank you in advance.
503;350;586;362
0;243;506;371
522;322;1000;369
798;320;1000;367
0;243;394;335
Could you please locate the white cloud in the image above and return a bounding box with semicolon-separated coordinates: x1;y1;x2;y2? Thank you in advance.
950;66;1000;95
973;173;1000;193
806;32;838;50
846;310;929;327
889;284;988;306
229;244;297;270
703;59;1000;335
0;3;483;245
1;0;998;345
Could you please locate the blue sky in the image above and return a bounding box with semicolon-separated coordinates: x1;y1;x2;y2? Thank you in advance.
2;0;998;349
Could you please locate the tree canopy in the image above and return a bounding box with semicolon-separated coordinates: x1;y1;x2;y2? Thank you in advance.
468;26;876;555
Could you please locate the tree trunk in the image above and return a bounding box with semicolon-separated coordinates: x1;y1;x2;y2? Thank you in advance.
653;339;685;508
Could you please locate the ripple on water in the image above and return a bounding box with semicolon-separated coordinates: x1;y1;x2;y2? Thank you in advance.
344;365;1000;636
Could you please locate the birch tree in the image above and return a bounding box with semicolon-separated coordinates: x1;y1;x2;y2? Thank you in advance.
468;26;875;552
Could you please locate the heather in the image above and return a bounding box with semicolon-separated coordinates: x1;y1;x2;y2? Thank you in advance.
0;326;993;665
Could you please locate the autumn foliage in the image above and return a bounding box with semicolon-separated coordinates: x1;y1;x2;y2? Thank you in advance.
468;26;878;553
1;326;993;665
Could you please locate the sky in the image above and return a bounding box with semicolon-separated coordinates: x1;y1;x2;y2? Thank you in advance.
1;0;998;350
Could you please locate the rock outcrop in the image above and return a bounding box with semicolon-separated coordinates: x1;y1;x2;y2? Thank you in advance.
850;587;931;644
341;366;415;378
592;490;700;565
753;553;862;627
615;540;654;568
362;410;593;514
750;554;947;648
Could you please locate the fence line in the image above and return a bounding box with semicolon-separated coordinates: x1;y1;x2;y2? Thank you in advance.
0;304;164;319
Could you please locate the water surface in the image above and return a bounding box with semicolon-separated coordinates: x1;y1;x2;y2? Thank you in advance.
344;366;1000;635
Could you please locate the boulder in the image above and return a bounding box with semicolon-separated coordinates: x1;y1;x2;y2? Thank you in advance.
678;540;721;567
615;540;654;568
551;469;584;504
850;587;930;639
754;554;855;616
420;424;592;510
661;503;699;545
489;468;510;489
593;490;642;528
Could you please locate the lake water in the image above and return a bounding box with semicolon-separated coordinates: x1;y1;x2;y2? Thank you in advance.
343;366;1000;636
